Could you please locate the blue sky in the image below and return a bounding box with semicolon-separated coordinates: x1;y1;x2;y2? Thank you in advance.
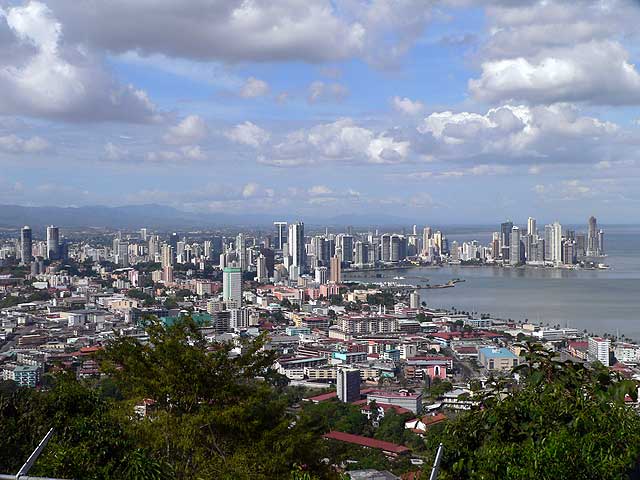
1;0;640;224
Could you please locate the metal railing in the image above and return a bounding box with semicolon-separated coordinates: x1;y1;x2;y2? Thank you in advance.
0;429;71;480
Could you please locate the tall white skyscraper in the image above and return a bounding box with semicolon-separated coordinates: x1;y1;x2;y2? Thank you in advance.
551;221;563;265
223;267;242;306
46;225;60;260
256;254;268;283
288;222;305;272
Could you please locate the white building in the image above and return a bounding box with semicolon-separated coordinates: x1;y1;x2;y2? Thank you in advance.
223;267;242;307
588;336;611;366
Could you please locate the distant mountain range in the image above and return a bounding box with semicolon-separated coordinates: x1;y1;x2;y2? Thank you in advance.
0;204;416;230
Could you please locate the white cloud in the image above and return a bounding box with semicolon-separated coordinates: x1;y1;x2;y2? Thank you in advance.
225;122;270;148
257;118;410;167
240;77;269;98
308;81;349;103
0;134;49;153
416;104;621;163
392;96;424;115
308;185;333;196
470;1;640;105
0;1;160;122
104;142;128;161
470;42;640;105
163;115;208;145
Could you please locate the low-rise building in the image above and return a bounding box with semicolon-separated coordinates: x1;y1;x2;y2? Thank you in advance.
478;347;519;371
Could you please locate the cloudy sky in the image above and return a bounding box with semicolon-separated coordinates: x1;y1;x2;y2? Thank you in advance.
1;0;640;223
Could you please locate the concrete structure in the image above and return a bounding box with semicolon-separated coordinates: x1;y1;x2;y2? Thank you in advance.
588;336;611;366
337;367;361;403
478;347;519;371
366;389;422;414
223;267;242;307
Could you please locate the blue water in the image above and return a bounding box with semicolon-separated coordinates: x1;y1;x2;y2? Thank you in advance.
345;225;640;340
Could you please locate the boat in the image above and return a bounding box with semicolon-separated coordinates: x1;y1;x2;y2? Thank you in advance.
393;276;405;280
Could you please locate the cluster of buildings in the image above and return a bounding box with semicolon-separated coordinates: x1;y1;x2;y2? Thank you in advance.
451;216;606;267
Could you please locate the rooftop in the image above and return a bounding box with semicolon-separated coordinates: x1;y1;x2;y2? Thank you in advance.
322;431;410;454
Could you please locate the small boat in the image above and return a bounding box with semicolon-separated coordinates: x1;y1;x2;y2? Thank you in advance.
393;276;405;280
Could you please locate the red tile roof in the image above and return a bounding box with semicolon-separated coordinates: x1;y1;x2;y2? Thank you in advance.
322;431;410;454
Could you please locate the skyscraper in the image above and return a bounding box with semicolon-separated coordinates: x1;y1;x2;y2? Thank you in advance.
256;254;268;283
330;255;341;283
274;221;287;250
551;221;563;265
223;267;242;307
339;235;354;263
46;225;59;260
500;221;513;249
527;217;537;236
20;226;32;265
288;222;306;273
510;226;522;265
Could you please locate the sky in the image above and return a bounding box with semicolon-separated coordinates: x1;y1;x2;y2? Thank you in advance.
1;0;640;224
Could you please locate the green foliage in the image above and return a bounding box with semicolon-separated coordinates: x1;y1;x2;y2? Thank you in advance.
0;318;331;480
429;343;640;479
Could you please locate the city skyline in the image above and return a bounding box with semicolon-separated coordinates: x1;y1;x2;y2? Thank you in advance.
1;1;640;223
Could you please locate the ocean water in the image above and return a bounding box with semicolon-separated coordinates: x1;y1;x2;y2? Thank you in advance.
344;225;640;340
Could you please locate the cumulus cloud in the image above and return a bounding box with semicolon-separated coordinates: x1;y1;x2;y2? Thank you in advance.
470;0;640;105
46;0;432;68
225;122;270;147
0;134;49;153
240;77;269;98
0;1;160;122
257;118;410;166
470;42;640;105
308;81;349;103
163;115;208;145
392;96;424;115
416;103;621;163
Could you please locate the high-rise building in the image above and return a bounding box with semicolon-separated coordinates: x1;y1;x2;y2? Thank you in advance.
118;242;130;267
274;221;288;250
527;217;537;236
354;241;368;266
140;228;148;241
510;226;522;265
337;368;361;403
587;216;598;255
161;244;174;269
20;226;32;265
46;225;60;260
409;291;420;309
288;222;306;272
544;224;553;260
315;266;328;284
256;254;268;283
500;221;513;249
330;255;341;283
339;235;354;263
236;233;247;271
598;229;605;255
588;337;610;367
223;267;243;307
551;221;563;265
422;227;432;256
381;234;391;262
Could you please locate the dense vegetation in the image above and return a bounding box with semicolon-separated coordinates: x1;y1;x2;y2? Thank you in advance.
2;326;640;479
429;343;640;479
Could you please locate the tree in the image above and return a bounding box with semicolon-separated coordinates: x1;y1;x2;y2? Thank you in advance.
427;346;640;479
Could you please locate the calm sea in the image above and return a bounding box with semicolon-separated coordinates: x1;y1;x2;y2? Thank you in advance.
344;225;640;340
